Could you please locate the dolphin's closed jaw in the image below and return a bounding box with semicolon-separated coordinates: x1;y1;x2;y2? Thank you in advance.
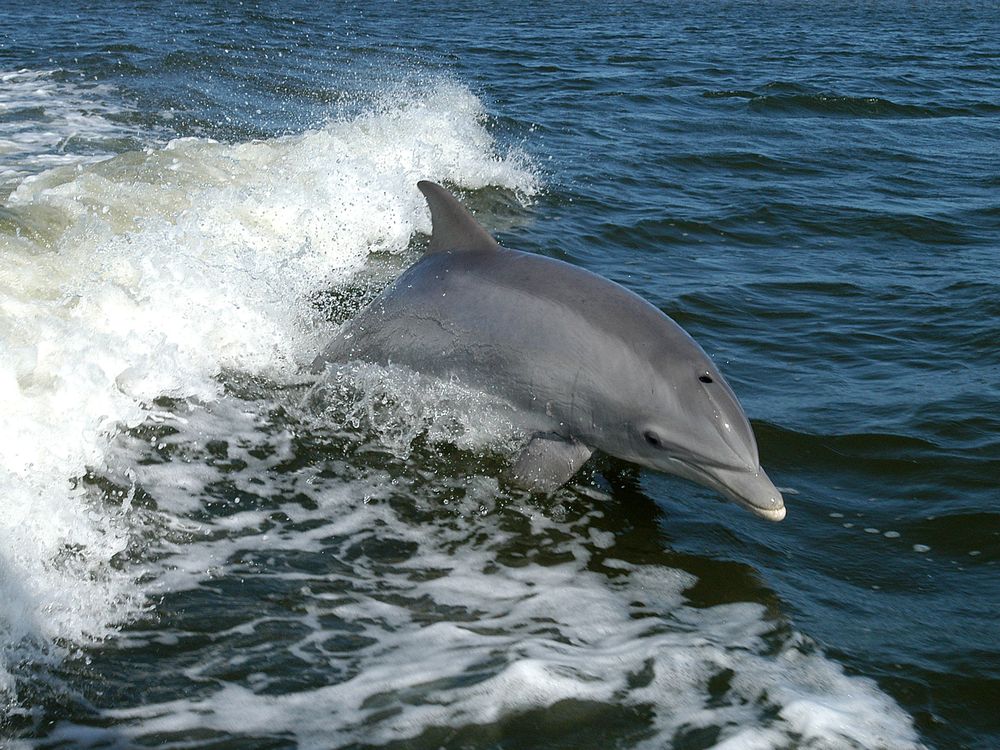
707;464;786;522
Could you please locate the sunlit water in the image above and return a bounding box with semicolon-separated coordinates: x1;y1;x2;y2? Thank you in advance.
1;2;997;748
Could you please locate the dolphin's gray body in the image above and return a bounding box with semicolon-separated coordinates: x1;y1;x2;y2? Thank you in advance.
314;181;785;521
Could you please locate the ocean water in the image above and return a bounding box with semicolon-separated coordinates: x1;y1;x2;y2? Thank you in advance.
1;1;997;748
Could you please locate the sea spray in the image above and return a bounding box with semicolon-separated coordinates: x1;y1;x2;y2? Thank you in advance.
0;77;538;702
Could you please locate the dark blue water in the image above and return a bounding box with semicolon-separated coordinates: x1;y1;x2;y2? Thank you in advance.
1;2;998;748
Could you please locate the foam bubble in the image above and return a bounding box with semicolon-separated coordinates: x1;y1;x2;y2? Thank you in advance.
305;360;526;459
0;69;144;193
33;390;923;749
0;77;536;698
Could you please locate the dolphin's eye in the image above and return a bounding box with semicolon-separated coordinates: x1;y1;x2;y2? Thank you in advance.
699;373;714;384
644;431;662;448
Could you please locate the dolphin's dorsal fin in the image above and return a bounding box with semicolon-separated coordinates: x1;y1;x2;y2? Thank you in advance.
417;180;499;254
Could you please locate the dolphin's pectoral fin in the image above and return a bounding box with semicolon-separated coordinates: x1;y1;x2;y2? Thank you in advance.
507;434;593;493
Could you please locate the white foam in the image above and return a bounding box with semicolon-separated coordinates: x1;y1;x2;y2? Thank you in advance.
305;360;526;458
0;77;537;698
37;397;923;750
0;69;141;192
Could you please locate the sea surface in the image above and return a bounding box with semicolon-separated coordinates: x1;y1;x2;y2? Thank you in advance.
1;2;998;748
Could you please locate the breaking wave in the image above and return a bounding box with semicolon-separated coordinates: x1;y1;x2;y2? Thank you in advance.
0;74;537;705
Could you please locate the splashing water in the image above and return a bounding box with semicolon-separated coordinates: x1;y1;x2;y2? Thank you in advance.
0;77;537;705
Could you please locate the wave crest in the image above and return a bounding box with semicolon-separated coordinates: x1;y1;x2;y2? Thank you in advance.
0;77;537;700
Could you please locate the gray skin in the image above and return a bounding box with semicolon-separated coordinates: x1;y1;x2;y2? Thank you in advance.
314;181;785;521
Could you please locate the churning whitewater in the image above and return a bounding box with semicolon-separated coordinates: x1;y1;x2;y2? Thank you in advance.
0;79;535;697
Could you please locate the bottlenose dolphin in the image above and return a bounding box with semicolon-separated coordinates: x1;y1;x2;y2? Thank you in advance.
314;181;786;521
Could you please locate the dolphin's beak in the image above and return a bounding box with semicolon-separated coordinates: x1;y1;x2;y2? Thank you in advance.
705;465;786;521
664;456;787;521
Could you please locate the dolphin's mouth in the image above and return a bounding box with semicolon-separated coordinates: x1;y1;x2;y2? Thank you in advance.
668;457;787;522
735;494;786;522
